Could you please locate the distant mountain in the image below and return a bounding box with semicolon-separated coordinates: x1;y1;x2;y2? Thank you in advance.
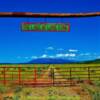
80;59;100;64
1;58;99;64
27;58;75;64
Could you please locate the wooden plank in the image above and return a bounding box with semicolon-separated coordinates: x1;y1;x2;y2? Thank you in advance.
0;12;99;17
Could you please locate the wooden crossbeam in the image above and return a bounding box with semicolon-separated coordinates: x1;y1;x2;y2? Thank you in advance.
0;12;100;17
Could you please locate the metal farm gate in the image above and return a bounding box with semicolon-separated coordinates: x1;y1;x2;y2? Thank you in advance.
0;65;100;87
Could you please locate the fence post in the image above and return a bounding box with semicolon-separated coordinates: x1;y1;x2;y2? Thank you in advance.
34;66;37;83
52;68;55;86
12;72;13;82
88;67;91;81
69;67;72;86
3;67;6;86
18;67;21;84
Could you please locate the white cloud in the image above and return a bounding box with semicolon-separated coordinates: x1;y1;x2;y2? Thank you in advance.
69;53;76;57
65;53;76;57
41;54;48;58
68;49;78;52
56;54;64;57
46;47;54;50
40;55;55;58
49;56;55;58
56;53;76;58
65;54;69;57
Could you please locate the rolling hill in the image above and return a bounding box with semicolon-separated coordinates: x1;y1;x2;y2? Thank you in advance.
80;59;100;64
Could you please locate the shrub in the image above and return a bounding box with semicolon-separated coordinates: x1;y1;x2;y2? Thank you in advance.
0;84;8;94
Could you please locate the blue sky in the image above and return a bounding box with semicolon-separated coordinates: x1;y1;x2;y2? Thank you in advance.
0;0;100;63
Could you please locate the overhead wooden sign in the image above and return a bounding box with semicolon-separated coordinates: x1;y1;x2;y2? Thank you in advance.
0;12;100;17
21;22;70;32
